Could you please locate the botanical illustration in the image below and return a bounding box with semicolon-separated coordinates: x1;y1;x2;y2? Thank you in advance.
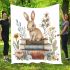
11;4;62;64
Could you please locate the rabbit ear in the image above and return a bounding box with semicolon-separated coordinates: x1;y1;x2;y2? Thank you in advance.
24;12;29;21
31;11;35;21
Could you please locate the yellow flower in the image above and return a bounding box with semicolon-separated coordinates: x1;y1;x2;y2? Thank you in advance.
14;33;19;39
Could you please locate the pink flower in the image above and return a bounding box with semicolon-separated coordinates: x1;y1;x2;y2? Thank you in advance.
15;49;24;59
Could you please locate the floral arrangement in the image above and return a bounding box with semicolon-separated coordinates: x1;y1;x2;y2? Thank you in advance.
41;13;59;61
13;19;26;60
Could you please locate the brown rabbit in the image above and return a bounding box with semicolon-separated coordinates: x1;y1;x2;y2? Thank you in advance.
24;11;43;41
